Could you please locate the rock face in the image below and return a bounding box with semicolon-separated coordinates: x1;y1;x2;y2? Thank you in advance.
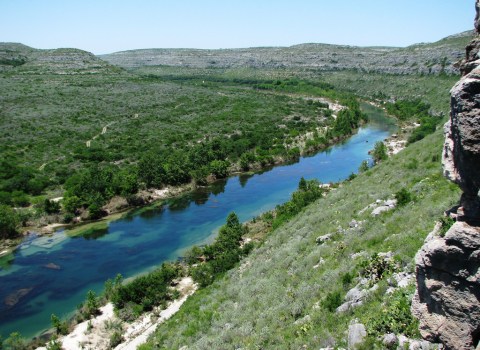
100;31;472;75
0;43;118;74
413;222;480;349
413;2;480;349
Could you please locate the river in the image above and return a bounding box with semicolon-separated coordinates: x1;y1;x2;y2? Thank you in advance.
0;103;395;339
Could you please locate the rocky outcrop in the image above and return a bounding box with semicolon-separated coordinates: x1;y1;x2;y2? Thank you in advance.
413;2;480;349
348;322;367;350
445;68;480;221
413;222;480;349
0;43;118;74
100;31;472;75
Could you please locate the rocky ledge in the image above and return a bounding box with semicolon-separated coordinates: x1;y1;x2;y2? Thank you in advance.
413;222;480;349
412;1;480;349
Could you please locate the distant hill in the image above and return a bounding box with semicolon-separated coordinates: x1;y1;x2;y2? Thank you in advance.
0;43;120;74
100;30;473;75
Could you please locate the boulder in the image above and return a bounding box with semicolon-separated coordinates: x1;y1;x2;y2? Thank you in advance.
382;333;398;348
348;323;366;350
316;234;332;245
412;222;480;349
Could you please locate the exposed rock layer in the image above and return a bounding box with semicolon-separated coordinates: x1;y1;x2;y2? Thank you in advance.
413;222;480;349
413;2;480;349
99;31;472;75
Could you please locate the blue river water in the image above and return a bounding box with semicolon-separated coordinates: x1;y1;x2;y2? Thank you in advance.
0;104;395;339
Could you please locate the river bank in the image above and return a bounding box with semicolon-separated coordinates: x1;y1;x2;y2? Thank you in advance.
0;103;395;340
36;277;197;350
11;114;361;243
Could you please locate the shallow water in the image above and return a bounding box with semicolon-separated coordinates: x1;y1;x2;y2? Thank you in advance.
0;104;395;338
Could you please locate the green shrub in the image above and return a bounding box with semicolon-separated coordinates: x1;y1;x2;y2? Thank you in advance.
44;199;61;214
46;336;62;350
395;188;412;206
111;263;181;313
364;288;420;339
372;142;388;164
358;253;397;283
109;331;123;349
439;216;455;237
359;160;369;173
3;332;25;350
50;313;69;335
78;290;100;319
341;271;354;288
322;291;343;312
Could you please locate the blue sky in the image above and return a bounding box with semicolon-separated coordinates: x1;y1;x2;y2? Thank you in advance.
0;0;474;54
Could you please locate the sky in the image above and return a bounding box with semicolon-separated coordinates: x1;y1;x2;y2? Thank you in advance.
0;0;475;55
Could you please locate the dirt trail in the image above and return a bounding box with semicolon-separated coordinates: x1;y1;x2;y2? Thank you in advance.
86;122;116;148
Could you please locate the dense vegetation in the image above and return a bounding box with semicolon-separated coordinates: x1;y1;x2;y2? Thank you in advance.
110;263;182;320
384;98;444;144
1;56;373;230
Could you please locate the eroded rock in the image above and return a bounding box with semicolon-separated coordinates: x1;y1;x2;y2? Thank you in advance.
413;3;480;349
412;222;480;350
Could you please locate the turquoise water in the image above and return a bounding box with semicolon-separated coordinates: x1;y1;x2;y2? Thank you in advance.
0;104;395;339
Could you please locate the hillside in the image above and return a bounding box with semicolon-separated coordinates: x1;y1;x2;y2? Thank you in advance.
140;123;459;349
0;29;471;349
0;43;120;74
100;31;473;75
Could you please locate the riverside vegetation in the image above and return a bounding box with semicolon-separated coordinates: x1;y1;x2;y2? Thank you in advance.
0;30;468;349
0;42;373;240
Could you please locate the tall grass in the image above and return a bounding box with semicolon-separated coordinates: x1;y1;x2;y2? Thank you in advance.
141;127;459;349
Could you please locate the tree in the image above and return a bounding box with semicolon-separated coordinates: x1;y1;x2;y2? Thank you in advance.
113;168;138;196
298;177;307;191
62;195;82;214
372;141;388;165
51;313;68;335
226;212;240;229
184;246;204;265
0;204;20;239
240;153;255;170
209;160;229;178
138;153;165;188
84;290;99;316
359;160;369;173
104;273;123;300
44;199;61;214
3;332;25;350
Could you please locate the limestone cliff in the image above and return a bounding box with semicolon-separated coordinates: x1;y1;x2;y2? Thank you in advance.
412;1;480;349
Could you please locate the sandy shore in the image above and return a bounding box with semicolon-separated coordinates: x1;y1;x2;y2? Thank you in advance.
38;277;196;350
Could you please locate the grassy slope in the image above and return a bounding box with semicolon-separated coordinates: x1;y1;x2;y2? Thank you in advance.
143;128;460;349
